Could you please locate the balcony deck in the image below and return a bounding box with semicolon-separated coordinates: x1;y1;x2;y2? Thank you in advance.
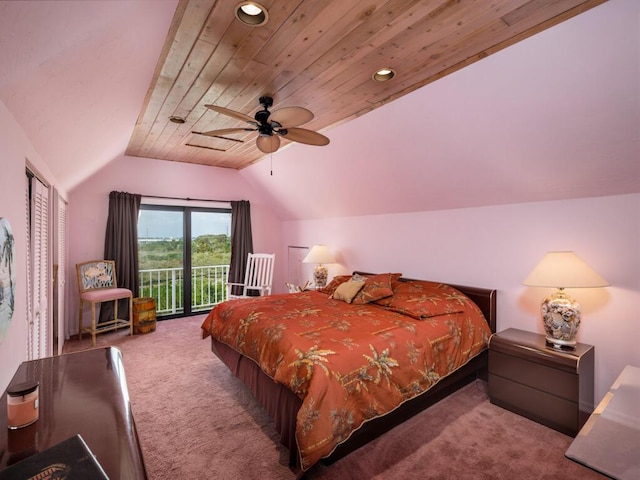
139;264;229;316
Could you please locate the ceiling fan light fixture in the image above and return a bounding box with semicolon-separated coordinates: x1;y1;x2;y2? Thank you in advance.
235;2;269;26
373;68;396;82
201;97;329;154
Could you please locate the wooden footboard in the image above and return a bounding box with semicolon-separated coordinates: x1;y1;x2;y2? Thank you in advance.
210;279;497;473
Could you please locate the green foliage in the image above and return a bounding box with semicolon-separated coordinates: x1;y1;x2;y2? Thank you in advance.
192;234;231;267
138;234;231;313
138;234;231;269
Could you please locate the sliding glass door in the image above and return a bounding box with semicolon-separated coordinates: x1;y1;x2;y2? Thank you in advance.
138;205;231;319
189;209;231;313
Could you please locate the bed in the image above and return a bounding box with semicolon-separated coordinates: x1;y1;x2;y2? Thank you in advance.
201;272;496;474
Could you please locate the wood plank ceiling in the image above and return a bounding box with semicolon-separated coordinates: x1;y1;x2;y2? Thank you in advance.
126;0;605;170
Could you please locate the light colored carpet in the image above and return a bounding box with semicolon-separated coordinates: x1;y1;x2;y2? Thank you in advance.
64;316;605;480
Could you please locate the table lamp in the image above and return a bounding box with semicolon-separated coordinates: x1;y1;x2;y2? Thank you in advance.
303;245;335;288
523;251;609;349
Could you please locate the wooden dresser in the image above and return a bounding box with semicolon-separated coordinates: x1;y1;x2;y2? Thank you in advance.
488;328;594;436
0;347;147;478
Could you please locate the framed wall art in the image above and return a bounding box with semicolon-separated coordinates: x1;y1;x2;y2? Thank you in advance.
0;217;16;342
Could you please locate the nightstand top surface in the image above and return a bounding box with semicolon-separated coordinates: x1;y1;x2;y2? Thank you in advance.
490;328;594;364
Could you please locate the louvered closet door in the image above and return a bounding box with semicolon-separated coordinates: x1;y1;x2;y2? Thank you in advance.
27;173;51;359
25;175;32;357
54;192;67;354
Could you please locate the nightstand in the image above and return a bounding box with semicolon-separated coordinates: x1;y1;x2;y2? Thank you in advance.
488;328;594;436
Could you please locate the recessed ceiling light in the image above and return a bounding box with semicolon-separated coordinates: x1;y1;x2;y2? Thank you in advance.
235;2;269;26
169;116;185;124
372;68;396;82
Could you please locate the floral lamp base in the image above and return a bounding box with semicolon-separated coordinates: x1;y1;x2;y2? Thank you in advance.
541;289;581;348
313;264;328;288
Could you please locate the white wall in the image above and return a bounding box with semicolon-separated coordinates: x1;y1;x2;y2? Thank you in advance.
283;194;640;403
66;155;285;334
0;100;65;392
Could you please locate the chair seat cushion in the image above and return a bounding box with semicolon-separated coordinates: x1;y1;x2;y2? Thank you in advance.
81;288;132;302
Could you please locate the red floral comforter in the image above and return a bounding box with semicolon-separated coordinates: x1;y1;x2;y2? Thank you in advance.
201;280;491;470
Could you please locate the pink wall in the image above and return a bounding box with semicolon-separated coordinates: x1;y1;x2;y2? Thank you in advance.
283;194;640;403
4;91;639;407
0;100;65;391
67;155;285;333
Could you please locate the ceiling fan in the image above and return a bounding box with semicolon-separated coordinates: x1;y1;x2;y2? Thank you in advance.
194;96;330;154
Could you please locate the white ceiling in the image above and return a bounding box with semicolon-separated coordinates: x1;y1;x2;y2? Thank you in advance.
0;0;638;221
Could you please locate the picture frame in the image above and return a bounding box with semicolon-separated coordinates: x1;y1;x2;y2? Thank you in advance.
0;217;16;342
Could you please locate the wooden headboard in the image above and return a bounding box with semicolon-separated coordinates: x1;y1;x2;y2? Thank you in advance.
352;272;497;333
447;282;497;333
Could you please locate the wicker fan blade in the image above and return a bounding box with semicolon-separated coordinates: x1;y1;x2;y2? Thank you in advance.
270;107;314;127
205;104;255;124
256;135;281;153
282;127;330;146
197;128;253;137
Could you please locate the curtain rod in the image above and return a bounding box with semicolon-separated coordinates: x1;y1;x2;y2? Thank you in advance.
140;194;234;203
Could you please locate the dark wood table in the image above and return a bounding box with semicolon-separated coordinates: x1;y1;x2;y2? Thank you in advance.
0;347;147;478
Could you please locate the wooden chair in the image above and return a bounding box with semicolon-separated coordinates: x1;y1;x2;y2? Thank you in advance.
76;260;133;346
227;253;275;299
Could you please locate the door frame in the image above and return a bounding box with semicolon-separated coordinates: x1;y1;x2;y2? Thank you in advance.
138;204;231;319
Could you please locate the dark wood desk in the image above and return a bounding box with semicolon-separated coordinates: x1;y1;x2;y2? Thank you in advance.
0;347;147;478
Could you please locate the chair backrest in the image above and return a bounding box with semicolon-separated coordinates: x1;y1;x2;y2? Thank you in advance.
76;260;118;293
243;253;275;295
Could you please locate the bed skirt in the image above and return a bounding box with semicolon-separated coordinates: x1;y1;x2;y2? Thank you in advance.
211;337;487;473
211;339;303;467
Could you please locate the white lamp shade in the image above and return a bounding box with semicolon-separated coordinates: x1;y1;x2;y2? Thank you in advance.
523;251;609;288
303;245;335;265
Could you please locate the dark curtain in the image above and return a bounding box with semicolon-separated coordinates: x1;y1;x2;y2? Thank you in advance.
228;200;253;297
100;191;141;322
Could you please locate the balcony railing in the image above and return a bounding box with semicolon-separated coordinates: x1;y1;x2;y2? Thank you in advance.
139;265;229;315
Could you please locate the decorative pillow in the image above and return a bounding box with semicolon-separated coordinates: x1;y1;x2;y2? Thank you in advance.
318;275;351;295
331;279;366;303
372;279;466;319
351;273;402;305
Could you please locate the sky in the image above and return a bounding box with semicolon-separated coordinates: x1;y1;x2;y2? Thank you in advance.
137;210;231;239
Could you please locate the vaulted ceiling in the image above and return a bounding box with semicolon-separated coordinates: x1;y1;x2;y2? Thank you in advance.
0;0;638;221
126;0;607;169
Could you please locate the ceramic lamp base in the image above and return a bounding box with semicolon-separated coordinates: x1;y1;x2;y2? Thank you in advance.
541;289;581;348
313;264;328;288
